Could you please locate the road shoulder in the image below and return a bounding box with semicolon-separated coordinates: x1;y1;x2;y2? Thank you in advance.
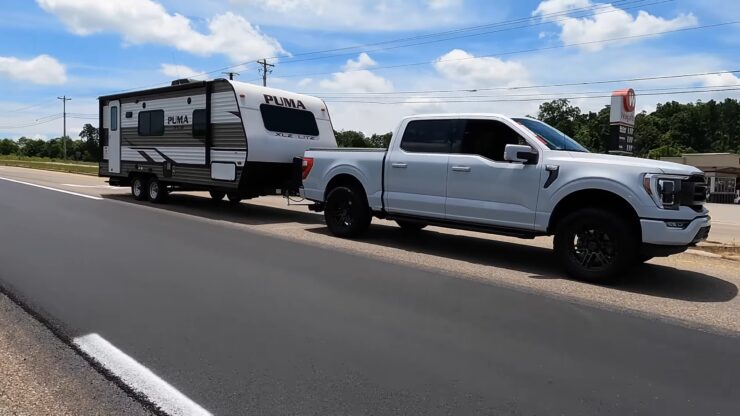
0;292;152;416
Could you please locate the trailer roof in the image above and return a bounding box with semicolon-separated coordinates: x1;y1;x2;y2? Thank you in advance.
98;80;211;101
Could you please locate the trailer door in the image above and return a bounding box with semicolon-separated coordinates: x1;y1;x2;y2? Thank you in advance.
108;100;121;174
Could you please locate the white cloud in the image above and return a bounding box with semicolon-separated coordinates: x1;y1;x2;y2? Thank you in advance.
533;0;698;51
159;64;206;80
230;0;465;31
320;54;393;92
297;77;313;87
700;72;740;87
37;0;285;62
434;49;531;88
343;53;377;71
0;54;67;85
427;0;463;9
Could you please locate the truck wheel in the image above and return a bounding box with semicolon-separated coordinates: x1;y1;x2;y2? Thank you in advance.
324;186;371;238
147;177;169;203
131;176;147;201
227;192;242;203
209;191;225;201
553;208;638;283
396;220;427;232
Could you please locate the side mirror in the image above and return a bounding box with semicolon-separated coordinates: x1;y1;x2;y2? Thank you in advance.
504;144;538;164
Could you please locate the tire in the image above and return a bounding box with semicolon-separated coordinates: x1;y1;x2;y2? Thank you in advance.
131;176;147;201
396;220;427;232
146;177;168;203
227;192;243;203
324;185;371;238
209;190;225;201
553;208;638;283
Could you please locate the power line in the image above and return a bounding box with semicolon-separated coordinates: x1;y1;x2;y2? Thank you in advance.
302;70;740;96
263;0;672;68
0;114;63;130
225;0;654;68
5;99;57;113
93;0;657;95
252;21;740;82
314;83;740;101
319;86;740;104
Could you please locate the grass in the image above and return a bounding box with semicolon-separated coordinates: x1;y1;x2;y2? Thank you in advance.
0;155;98;176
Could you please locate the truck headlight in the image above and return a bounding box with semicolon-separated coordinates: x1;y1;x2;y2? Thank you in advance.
643;174;687;210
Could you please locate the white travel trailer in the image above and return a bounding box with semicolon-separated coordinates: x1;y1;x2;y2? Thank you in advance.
99;79;337;202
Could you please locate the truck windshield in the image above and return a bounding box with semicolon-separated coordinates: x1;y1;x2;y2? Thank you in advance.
512;118;590;153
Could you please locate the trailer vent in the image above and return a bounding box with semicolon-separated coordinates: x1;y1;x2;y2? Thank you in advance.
171;78;196;86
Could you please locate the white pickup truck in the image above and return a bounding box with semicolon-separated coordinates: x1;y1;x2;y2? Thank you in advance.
301;114;710;282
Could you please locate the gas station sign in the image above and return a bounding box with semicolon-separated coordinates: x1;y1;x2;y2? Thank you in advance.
609;88;636;154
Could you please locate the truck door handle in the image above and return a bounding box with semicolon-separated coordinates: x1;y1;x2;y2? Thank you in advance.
451;166;471;172
391;162;408;168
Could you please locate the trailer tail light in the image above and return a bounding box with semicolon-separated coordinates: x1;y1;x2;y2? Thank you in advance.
302;157;314;180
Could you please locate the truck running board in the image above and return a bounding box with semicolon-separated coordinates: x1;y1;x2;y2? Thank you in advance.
385;214;541;239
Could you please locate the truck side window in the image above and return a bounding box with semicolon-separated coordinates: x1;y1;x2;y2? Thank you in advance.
400;119;462;153
453;119;527;161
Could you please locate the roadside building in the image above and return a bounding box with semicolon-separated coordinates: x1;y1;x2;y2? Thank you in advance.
661;153;739;203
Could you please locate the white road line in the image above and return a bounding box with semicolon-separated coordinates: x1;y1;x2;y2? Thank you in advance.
62;183;120;189
0;176;103;200
74;334;212;416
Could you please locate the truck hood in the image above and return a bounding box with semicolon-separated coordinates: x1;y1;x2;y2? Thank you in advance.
563;152;703;176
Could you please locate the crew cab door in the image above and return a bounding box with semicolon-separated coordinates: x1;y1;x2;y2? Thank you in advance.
383;119;463;218
445;118;541;230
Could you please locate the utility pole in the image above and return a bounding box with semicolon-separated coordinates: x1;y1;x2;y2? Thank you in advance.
57;96;71;161
222;71;240;80
256;59;274;87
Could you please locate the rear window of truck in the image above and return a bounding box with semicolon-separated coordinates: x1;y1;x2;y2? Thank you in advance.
400;119;463;153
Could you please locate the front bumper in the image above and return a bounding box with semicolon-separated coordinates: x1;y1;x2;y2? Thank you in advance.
640;216;711;246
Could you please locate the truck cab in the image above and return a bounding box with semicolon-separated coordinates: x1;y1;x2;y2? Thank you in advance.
302;114;710;282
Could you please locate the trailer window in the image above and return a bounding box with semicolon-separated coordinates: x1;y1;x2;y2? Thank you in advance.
260;105;319;136
400;119;463;154
193;109;206;138
138;110;164;136
110;106;118;132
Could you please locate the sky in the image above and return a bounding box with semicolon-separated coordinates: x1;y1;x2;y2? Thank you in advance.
0;0;739;139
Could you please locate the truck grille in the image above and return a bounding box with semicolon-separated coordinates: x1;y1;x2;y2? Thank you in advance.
680;175;707;209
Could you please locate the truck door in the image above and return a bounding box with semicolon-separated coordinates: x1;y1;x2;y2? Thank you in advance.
445;118;541;230
383;119;462;218
107;100;121;174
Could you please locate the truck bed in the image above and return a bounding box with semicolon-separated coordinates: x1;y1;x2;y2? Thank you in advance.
302;147;387;210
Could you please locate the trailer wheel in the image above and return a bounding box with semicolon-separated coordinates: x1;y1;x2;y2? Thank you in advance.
131;176;147;201
209;191;225;201
324;185;371;238
396;220;427;232
227;192;243;203
147;177;169;203
553;208;638;284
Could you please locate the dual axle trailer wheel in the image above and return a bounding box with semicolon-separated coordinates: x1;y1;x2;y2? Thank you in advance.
130;176;168;203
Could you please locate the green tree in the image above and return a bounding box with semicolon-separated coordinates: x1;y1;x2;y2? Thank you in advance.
0;138;19;155
537;99;583;138
334;130;369;147
78;124;100;161
18;137;46;157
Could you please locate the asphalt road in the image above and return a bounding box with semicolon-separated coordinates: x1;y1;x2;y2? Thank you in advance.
1;175;739;415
